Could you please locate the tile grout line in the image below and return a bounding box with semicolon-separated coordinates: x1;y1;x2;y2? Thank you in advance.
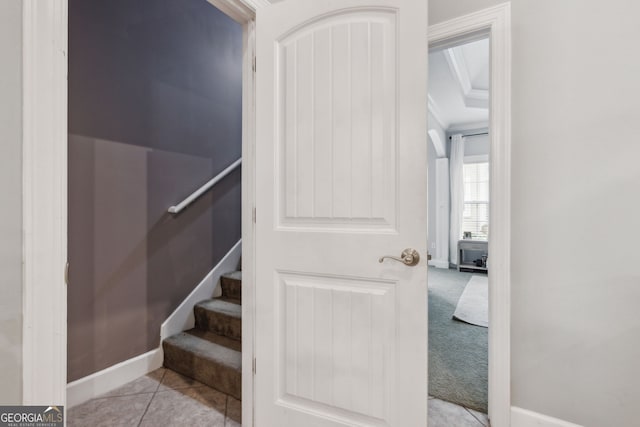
155;369;167;393
137;369;167;427
464;406;488;426
430;397;488;427
89;390;157;401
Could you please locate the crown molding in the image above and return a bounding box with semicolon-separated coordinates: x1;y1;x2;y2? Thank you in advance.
428;129;447;158
444;45;489;109
428;94;450;130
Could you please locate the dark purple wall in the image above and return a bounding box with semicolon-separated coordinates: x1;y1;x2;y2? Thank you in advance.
68;0;242;382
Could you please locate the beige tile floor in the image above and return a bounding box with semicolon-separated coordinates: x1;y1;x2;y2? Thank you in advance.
68;368;488;426
428;395;490;427
68;368;240;427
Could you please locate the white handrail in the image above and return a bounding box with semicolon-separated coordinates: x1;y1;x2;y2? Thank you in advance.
168;158;242;214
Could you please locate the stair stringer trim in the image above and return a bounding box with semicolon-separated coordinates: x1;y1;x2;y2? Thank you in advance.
160;239;242;342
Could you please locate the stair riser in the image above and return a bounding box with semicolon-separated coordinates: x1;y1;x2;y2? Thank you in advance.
195;308;241;341
163;341;241;400
220;277;241;301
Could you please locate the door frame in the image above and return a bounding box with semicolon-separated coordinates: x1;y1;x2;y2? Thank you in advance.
22;0;265;422
23;1;510;426
22;0;69;405
429;4;512;426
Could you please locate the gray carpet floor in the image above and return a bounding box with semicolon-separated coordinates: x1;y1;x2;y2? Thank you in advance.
429;267;488;413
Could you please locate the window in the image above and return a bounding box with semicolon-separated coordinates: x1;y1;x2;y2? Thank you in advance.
463;162;489;240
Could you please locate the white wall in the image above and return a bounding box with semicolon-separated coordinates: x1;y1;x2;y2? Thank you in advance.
432;1;640;426
0;0;23;404
427;111;447;256
427;132;438;256
431;0;505;26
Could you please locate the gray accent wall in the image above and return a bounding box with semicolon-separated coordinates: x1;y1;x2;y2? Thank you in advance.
68;0;243;382
431;1;640;425
0;0;23;405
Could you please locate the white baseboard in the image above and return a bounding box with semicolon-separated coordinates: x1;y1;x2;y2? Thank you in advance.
428;258;450;269
67;240;242;408
160;239;242;341
67;349;163;408
511;407;583;427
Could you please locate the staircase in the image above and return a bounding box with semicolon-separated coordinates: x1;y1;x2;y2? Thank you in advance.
163;271;242;400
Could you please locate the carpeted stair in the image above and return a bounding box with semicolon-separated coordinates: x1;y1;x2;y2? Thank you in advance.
163;271;242;400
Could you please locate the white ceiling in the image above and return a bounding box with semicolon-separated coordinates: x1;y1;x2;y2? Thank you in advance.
428;37;489;131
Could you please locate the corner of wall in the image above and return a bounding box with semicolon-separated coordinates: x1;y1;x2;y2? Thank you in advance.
67;349;163;408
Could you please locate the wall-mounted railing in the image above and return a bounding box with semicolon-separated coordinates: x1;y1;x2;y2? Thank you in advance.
168;158;242;214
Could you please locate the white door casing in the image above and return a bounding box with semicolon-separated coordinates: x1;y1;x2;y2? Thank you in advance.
255;1;428;426
429;5;512;425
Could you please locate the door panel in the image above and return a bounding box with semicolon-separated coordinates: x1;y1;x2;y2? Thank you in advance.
278;9;397;231
278;272;395;423
256;1;428;425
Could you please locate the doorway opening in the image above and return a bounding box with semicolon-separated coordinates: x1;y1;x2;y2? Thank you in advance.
64;0;255;425
427;34;491;423
427;7;513;426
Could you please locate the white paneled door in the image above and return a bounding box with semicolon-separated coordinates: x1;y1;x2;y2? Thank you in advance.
255;0;428;425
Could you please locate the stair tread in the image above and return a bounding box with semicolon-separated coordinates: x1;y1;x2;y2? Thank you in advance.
222;271;242;281
219;297;241;305
164;329;241;369
187;328;242;352
195;298;241;318
162;272;243;398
